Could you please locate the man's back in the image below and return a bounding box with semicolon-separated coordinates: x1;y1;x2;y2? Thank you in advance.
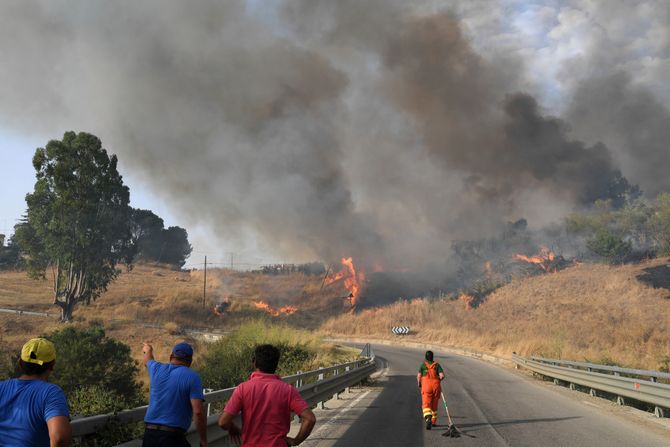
144;360;204;431
0;378;70;447
224;372;309;447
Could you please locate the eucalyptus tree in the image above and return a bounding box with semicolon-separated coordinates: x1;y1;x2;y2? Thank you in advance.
18;132;133;321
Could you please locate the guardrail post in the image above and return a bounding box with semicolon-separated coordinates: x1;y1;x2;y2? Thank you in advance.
553;379;560;385
204;388;213;417
318;372;325;409
334;367;340;400
569;383;576;391
345;366;351;393
655;406;665;418
617;396;625;406
651;377;657;383
589;389;597;397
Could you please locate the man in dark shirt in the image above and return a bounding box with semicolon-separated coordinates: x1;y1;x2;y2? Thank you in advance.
142;342;207;447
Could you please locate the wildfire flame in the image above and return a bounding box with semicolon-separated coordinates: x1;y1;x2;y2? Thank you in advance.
279;305;298;315
513;247;558;273
325;257;365;308
459;293;477;310
253;301;298;316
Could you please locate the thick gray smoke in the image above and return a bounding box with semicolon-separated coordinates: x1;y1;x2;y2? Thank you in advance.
0;1;668;276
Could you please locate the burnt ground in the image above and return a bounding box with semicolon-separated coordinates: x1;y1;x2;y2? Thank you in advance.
636;262;670;299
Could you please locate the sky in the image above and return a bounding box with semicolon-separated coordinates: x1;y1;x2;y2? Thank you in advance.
1;0;669;271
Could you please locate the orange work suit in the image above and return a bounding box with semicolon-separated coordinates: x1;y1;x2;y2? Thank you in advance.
419;361;442;423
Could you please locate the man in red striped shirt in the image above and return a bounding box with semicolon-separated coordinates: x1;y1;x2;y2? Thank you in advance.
219;345;316;446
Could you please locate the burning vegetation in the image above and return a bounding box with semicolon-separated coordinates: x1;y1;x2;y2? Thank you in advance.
513;247;572;274
324;257;366;310
253;301;299;317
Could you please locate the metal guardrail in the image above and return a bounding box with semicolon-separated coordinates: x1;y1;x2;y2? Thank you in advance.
513;353;670;417
527;356;670;382
0;307;52;317
73;343;377;446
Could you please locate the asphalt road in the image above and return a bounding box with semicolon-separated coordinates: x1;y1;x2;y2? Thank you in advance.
303;344;670;447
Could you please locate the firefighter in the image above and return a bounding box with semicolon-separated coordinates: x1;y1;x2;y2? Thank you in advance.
417;350;445;430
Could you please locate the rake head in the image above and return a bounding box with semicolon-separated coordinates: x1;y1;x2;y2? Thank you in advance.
442;424;461;438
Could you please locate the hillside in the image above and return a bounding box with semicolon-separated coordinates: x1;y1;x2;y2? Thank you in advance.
0;263;351;373
3;259;670;371
321;258;670;371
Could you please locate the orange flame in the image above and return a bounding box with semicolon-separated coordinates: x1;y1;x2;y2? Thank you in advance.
459;293;477;310
253;301;299;316
326;257;365;307
513;247;557;272
279;305;298;315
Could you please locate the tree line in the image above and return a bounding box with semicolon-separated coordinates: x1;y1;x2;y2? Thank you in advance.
566;194;670;264
0;131;192;321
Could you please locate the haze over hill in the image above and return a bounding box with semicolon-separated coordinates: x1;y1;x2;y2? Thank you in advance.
1;1;670;284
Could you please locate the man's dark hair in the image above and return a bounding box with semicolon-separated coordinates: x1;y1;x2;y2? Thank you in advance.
425;350;434;362
254;344;280;374
18;359;54;376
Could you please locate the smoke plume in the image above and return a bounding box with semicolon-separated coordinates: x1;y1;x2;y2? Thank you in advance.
0;0;669;280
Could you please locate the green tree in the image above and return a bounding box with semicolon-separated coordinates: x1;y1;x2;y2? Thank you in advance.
586;229;632;264
129;208;165;261
18;132;133;321
648;193;670;255
129;209;191;268
0;234;22;270
158;226;192;268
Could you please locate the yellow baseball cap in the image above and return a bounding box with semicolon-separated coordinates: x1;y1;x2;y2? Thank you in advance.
21;338;56;365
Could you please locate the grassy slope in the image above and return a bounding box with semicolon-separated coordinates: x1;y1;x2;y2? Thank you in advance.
3;259;670;371
322;258;670;370
0;263;351;382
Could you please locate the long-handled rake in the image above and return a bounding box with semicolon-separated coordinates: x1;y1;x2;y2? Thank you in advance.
440;391;463;438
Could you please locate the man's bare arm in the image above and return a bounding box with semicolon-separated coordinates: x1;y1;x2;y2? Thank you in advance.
142;342;154;366
191;398;208;447
47;415;71;447
218;411;242;445
285;408;316;446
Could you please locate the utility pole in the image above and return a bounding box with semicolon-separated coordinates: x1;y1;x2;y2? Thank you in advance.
230;252;234;270
203;256;207;308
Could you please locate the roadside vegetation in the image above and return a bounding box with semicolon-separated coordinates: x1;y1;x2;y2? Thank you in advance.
567;194;670;263
322;257;670;371
197;320;358;391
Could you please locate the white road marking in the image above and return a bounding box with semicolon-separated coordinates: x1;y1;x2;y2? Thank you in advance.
306;390;372;446
459;385;511;446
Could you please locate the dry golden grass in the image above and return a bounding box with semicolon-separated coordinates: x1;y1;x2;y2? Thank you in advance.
0;263;352;382
321;258;670;371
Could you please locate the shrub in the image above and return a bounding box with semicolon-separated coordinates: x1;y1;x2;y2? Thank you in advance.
586;229;632;264
164;321;182;335
43;326;145;446
197;321;317;390
45;326;143;401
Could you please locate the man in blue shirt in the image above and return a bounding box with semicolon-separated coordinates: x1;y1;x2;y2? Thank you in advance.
0;338;71;447
142;342;207;447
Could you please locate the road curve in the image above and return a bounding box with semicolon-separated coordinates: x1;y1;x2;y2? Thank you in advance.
306;344;670;447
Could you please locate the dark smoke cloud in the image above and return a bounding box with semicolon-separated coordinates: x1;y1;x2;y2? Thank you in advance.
0;1;664;278
567;74;670;198
379;13;627;206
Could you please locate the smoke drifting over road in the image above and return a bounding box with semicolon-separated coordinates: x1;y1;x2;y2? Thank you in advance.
1;1;669;274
